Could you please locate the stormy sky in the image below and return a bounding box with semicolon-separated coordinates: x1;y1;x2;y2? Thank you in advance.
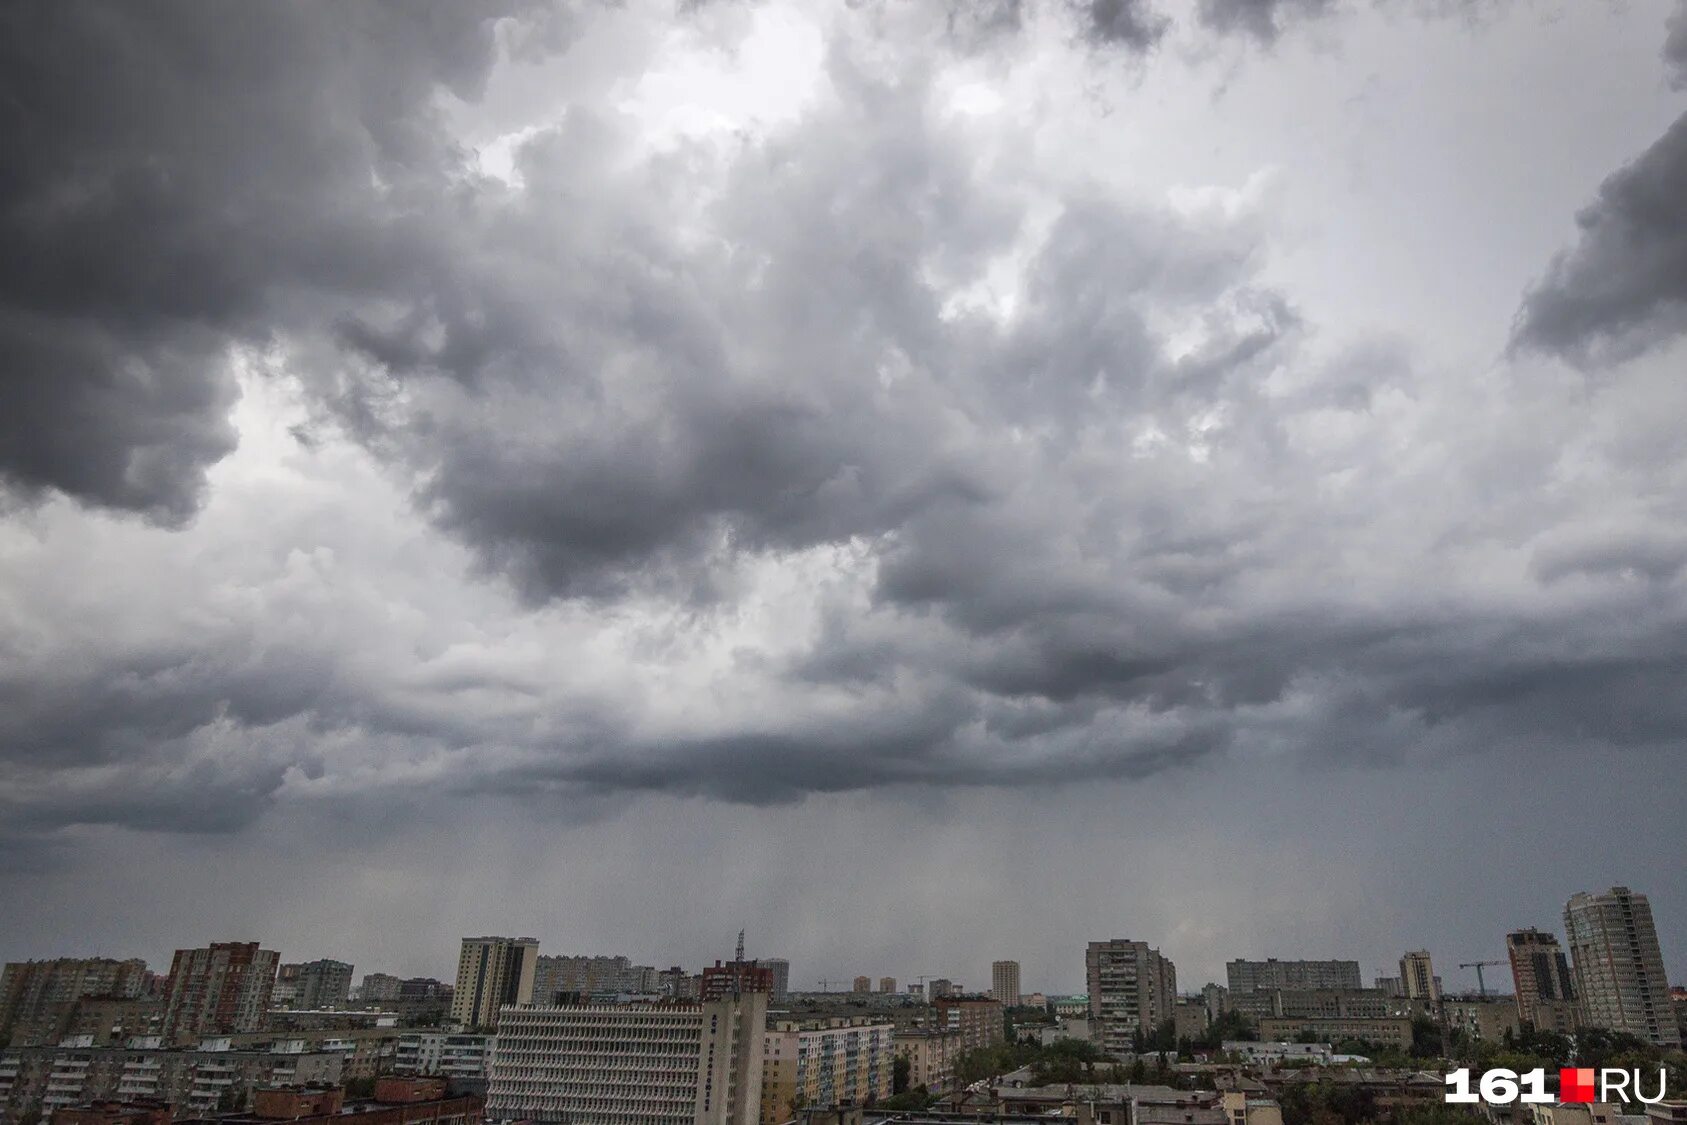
2;0;1685;994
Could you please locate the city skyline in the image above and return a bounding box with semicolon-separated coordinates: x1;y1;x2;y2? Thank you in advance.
6;881;1676;1002
2;0;1686;996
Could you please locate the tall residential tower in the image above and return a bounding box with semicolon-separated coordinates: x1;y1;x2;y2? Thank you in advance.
1564;887;1680;1048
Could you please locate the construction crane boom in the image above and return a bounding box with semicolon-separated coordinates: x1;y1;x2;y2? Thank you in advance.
1459;959;1506;997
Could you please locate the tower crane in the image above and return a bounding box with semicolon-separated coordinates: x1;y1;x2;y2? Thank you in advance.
1459;960;1505;997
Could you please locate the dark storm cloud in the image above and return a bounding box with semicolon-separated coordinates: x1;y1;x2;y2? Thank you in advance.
1194;0;1337;42
1668;0;1687;88
0;0;527;520
1513;111;1687;362
1;0;1686;859
1069;0;1170;50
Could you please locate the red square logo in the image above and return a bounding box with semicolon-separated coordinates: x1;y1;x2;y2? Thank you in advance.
1560;1068;1596;1103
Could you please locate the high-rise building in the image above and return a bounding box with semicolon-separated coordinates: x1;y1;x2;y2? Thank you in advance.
1086;940;1176;1055
757;959;790;1001
851;976;870;994
160;942;279;1043
359;973;403;1004
487;993;768;1125
927;979;954;1000
1399;952;1439;1004
450;937;537;1029
760;1017;895;1125
0;959;150;1047
877;977;896;994
1506;928;1576;1031
1564;886;1681;1048
1226;960;1362;994
991;962;1021;1008
295;960;353;1009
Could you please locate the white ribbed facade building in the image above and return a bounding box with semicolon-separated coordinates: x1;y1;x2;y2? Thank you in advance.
486;994;767;1125
1564;886;1680;1048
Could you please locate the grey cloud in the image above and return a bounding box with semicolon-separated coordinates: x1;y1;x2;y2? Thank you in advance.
0;0;525;520
1512;111;1687;362
1069;0;1170;50
1;0;1686;858
1668;0;1687;88
1194;0;1337;42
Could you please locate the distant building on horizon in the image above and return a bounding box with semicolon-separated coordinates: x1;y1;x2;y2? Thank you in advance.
449;937;537;1029
991;961;1021;1008
877;976;896;994
927;978;954;1000
1564;886;1681;1048
852;975;870;994
294;959;353;1009
758;958;790;1001
1086;940;1175;1056
359;972;403;1004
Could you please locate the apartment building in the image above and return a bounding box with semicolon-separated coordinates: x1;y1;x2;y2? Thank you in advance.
450;938;537;1030
893;1027;961;1094
932;996;1004;1054
0;1040;342;1118
486;993;768;1125
1564;886;1681;1047
1256;1017;1413;1048
160;944;279;1044
760;1018;894;1125
360;975;404;1004
1399;952;1440;1005
1086;941;1176;1056
990;963;1021;1008
1225;960;1362;994
293;962;354;1011
1;960;151;1047
1227;988;1411;1021
1507;929;1577;1032
393;1032;495;1079
1443;998;1522;1042
758;960;790;1002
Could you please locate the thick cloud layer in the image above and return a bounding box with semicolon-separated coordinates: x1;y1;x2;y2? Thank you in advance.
1514;112;1687;362
0;1;520;520
0;0;1685;974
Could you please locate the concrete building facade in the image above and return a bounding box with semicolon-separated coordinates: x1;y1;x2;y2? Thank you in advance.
295;962;353;1011
486;994;768;1125
760;1018;893;1125
160;944;278;1044
1225;961;1362;995
1085;941;1176;1056
450;938;537;1030
1564;886;1681;1048
0;961;151;1048
1507;928;1577;1032
1399;952;1439;1005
